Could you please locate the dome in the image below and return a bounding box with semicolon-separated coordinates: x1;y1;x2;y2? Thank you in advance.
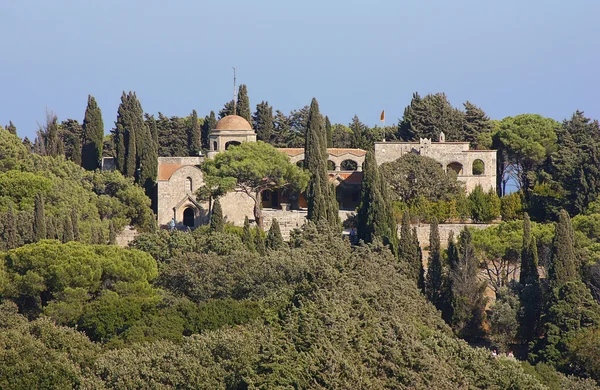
214;115;252;131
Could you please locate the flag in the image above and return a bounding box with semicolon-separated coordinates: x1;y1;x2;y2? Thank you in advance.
380;110;385;122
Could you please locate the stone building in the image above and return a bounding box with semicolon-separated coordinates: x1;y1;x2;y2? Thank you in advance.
374;133;496;193
156;116;497;230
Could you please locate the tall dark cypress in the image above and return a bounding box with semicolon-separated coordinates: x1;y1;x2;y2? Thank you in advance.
62;215;74;243
242;216;255;251
398;211;420;283
305;98;339;227
253;101;275;143
188;110;202;155
45;115;60;157
6;121;17;135
81;95;104;170
426;217;443;307
266;218;284;250
254;225;266;256
109;221;117;245
33;193;46;242
518;236;542;344
356;150;397;251
548;209;578;289
71;137;82;166
71;209;79;241
124;121;137;177
210;199;224;232
5;203;17;250
414;227;425;292
202;111;217;150
519;213;532;285
236;84;252;123
46;217;57;240
145;114;159;149
114;92;128;172
325;116;333;148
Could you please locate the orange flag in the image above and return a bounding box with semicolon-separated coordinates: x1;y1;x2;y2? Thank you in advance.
380;110;385;122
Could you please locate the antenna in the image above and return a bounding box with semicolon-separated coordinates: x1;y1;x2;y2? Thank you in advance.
232;67;237;114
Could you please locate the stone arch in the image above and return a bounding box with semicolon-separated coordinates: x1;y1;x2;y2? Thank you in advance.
327;160;336;171
447;162;463;175
340;159;358;171
296;159;305;168
183;207;195;227
225;140;241;150
472;159;485;175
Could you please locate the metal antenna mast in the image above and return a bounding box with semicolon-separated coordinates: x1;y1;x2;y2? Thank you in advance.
232;67;237;114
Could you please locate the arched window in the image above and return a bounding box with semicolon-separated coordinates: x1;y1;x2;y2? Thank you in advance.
340;159;358;171
327;160;336;171
225;141;241;150
472;159;485;175
183;207;195;228
296;160;305;168
212;141;217;151
185;177;193;192
447;162;463;175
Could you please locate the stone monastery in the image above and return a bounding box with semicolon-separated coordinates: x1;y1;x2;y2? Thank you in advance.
156;114;496;232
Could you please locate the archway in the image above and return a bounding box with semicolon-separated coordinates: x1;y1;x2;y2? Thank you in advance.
296;160;305;168
225;141;241;150
340;159;358;171
472;159;485;175
447;162;463;175
183;207;195;228
327;160;336;171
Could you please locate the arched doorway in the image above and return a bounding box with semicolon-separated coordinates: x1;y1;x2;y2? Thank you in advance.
447;162;464;175
225;141;241;150
183;207;195;228
472;159;485;175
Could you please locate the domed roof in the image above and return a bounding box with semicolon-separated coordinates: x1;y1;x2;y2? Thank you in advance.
215;115;252;131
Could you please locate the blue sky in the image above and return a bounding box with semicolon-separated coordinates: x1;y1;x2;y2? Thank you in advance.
1;0;599;140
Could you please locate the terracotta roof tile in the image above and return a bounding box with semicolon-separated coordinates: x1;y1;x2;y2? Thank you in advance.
158;164;185;181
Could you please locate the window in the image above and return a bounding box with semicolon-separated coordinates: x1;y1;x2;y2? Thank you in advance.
186;177;192;192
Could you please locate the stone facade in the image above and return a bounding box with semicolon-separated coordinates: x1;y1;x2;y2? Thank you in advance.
411;223;492;249
374;135;497;193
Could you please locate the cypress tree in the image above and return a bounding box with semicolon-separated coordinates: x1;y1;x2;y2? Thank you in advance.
45;115;60;157
236;84;252;123
242;216;255;251
188;109;202;155
325;116;333;148
90;226;98;245
71;137;82;166
414;227;425;292
426;217;443;307
548;209;578;289
124;122;136;177
253;101;275;143
266;218;284;250
519;236;542;344
202;111;217;150
5;203;17;250
210;199;224;232
114;92;128;173
145;114;159;149
33;193;46;242
520;213;532;285
71;209;80;241
62;215;74;243
81;95;104;170
6;121;17;135
46;217;57;240
441;232;459;323
254;225;266;256
109;221;117;245
398;211;420;283
305;98;339;227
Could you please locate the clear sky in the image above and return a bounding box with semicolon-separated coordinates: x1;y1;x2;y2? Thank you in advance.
2;0;599;140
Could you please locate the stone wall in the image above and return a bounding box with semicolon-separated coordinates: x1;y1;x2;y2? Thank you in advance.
410;223;493;249
115;225;138;247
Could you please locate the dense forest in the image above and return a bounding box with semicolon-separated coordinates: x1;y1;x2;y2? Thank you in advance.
2;87;600;388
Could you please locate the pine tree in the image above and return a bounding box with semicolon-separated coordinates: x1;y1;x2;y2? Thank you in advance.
242;216;255;251
210;199;224;232
236;84;252;123
6;121;17;135
202;111;217;150
62;215;74;243
81;95;104;170
463;101;493;148
548;209;578;290
188;109;202;155
71;209;80;241
325;116;333;148
254;225;266;256
426;217;443;308
5;203;17;250
219;101;235;119
109;221;117;245
266;219;284;250
305;98;339;227
33;193;46;242
253;101;275;143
